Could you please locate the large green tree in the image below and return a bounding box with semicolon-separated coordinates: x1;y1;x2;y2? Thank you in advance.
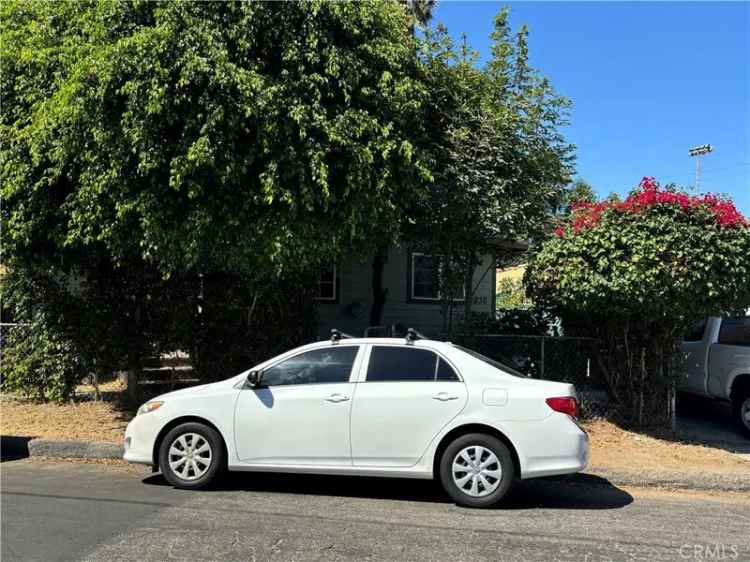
1;0;427;277
405;10;574;330
1;0;428;398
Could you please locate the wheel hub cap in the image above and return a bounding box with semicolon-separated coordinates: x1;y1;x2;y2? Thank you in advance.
168;432;212;481
452;445;502;498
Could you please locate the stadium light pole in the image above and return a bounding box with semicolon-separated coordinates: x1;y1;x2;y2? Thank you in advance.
688;144;713;191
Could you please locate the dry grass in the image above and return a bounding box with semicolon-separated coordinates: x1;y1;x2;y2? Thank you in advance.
75;378;126;394
583;418;749;475
0;394;131;443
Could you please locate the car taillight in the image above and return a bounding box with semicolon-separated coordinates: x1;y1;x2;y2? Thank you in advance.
545;397;578;418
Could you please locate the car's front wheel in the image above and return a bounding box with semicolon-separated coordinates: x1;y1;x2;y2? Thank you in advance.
159;422;225;489
439;433;516;508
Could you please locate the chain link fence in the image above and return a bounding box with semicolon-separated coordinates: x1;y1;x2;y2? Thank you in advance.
447;333;606;390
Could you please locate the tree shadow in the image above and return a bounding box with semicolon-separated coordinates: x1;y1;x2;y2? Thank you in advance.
142;470;632;510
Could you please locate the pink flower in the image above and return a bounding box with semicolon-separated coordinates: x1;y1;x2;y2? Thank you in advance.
560;176;748;236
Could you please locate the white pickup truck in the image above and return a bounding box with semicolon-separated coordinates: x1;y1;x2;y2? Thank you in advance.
678;316;750;438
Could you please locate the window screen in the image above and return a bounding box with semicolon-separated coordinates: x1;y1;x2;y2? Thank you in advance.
317;264;336;301
411;254;440;300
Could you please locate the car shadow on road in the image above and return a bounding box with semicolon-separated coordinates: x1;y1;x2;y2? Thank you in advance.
142;470;632;510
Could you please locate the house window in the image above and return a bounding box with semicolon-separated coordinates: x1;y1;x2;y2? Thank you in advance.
409;253;465;302
317;264;337;302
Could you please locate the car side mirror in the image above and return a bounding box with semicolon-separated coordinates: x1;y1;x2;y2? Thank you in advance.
246;370;264;388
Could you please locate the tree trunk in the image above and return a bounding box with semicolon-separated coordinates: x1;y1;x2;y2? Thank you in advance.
126;304;142;404
369;251;388;327
126;365;140;403
463;262;474;322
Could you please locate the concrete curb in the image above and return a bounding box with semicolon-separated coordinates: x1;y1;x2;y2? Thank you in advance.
581;467;750;493
28;439;123;460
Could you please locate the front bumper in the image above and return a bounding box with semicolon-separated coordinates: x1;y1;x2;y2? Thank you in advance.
123;413;161;465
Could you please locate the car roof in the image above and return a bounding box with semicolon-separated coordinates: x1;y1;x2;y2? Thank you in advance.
308;337;453;350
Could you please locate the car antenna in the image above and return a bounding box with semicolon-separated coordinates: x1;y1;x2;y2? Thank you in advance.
405;328;426;345
331;329;354;344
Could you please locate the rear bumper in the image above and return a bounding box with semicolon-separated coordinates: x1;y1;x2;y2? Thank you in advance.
513;415;589;479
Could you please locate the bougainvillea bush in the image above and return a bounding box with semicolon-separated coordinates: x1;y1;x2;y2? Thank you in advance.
525;178;750;427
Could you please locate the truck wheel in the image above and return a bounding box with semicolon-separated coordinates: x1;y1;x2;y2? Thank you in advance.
734;392;750;439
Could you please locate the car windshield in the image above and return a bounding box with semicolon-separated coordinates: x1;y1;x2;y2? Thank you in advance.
452;345;525;378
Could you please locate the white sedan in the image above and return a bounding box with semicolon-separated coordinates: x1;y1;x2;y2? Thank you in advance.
124;335;588;507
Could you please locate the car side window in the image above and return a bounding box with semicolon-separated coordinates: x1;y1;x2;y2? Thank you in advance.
262;346;359;387
437;357;460;381
366;346;459;382
683;319;707;342
718;317;750;347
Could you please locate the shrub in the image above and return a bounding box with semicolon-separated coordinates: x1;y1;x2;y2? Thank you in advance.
525;177;750;427
1;317;85;402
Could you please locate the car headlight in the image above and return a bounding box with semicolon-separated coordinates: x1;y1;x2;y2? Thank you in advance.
137;401;164;416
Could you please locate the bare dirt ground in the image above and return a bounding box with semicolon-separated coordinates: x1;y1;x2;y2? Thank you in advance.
0;394;131;443
583;418;748;475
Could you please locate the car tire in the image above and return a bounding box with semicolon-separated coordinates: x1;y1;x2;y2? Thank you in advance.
733;392;750;439
439;433;516;508
159;422;225;489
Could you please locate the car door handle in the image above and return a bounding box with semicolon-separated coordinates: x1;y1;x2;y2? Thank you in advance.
433;392;459;401
324;393;350;403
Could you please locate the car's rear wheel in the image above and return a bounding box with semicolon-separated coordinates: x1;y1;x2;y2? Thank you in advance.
439;433;516;508
159;422;225;489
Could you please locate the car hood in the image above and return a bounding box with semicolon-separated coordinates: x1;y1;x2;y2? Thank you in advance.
150;376;243;401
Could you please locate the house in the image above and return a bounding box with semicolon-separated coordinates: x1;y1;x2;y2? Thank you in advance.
316;244;503;338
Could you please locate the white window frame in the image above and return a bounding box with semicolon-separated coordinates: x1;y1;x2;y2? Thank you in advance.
410;253;465;302
316;264;337;302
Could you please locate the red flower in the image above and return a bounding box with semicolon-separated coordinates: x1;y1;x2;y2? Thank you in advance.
562;176;748;235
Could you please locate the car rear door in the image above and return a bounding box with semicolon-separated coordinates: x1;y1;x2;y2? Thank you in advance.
350;344;467;468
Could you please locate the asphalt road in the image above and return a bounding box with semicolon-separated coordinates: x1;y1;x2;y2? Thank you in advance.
1;459;748;562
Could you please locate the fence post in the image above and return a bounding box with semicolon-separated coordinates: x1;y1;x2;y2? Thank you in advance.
540;336;545;380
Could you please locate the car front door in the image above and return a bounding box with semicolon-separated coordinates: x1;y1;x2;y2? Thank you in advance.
350;345;467;468
234;344;362;466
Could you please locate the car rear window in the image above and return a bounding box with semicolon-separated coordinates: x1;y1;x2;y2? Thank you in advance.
452;345;524;378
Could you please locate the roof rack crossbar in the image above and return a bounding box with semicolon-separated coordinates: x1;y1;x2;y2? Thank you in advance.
330;329;354;344
405;327;426;345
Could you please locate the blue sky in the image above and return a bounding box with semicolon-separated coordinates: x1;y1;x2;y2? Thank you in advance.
433;1;750;216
